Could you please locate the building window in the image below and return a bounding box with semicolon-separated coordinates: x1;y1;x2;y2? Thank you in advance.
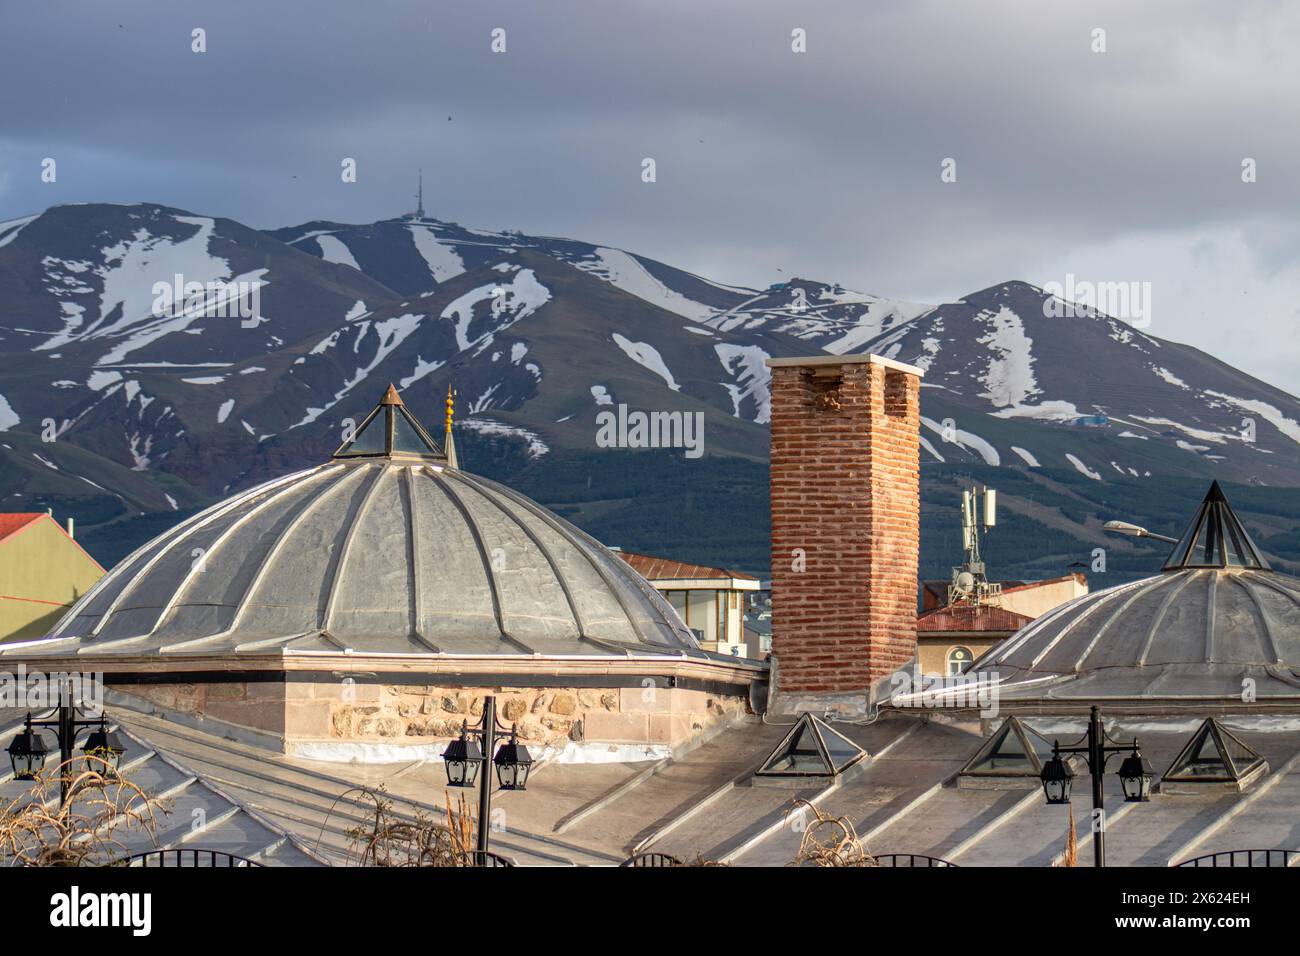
688;590;717;644
947;646;973;675
667;591;687;622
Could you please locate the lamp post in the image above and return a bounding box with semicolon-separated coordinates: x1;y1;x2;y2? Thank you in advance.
440;695;533;860
5;679;125;807
1039;705;1153;867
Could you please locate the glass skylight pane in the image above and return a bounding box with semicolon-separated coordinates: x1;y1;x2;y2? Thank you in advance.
1219;727;1263;775
336;409;389;457
1164;483;1269;571
761;723;826;773
756;714;865;776
392;408;439;456
962;718;1047;775
1169;723;1231;779
820;723;866;770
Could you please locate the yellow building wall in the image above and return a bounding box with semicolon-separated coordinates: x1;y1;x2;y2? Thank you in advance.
995;577;1088;618
0;519;104;641
917;635;1004;676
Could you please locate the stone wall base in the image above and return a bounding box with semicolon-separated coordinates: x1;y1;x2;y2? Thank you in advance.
114;679;750;761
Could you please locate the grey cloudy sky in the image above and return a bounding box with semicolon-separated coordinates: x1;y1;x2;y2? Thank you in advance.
2;1;1299;391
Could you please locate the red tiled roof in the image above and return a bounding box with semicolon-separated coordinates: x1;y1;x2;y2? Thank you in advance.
0;513;43;544
916;603;1034;634
617;549;757;582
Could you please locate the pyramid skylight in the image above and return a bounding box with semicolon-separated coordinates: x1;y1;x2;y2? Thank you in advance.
754;713;867;778
1162;718;1267;790
1162;481;1269;571
332;384;446;462
959;716;1054;781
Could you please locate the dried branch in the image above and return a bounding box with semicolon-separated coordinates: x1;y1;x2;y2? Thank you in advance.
787;798;879;867
339;786;476;867
0;757;165;867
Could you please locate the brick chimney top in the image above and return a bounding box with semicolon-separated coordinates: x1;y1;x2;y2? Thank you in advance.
766;353;924;375
765;352;924;716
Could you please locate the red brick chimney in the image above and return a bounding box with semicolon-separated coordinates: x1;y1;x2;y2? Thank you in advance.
766;354;923;715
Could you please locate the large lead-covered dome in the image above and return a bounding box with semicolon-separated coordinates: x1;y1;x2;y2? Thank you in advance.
10;388;702;660
970;483;1300;704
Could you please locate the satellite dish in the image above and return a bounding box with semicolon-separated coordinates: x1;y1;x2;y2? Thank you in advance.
956;571;975;592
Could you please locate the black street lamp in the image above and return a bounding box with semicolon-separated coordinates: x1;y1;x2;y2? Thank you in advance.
440;695;533;858
1039;705;1153;867
5;680;125;807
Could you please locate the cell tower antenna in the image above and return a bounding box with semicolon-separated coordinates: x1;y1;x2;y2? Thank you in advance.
948;486;1002;607
415;169;425;219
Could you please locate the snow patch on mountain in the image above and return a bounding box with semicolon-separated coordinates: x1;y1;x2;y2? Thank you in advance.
315;234;360;270
408;224;467;284
976;307;1039;408
919;434;945;462
824;299;933;354
91;216;227;339
921;416;1000;465
217;399;235;424
87;370;123;391
1152;366;1189;389
991;400;1084;422
1065;453;1102;480
0;393;18;431
293;312;426;427
1011;446;1040;467
0;214;38;249
398;357;445;389
579;248;715;323
591;385;613;406
1203;391;1300;446
611;333;681;391
460;418;549;458
715;343;772;423
441;271;550;351
1132;416;1233;444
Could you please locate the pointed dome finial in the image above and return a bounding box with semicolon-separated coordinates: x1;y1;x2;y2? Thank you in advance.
444;384;459;469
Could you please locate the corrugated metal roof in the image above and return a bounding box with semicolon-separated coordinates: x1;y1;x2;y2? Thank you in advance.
917;604;1033;634
8;703;1300;867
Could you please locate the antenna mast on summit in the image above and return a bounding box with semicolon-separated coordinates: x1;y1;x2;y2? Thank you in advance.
415;169;425;219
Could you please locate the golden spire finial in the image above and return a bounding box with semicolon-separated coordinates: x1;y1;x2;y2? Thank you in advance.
445;383;455;436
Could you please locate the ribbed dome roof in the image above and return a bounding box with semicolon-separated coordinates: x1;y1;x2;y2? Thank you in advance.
972;485;1300;702
980;569;1300;699
10;390;703;660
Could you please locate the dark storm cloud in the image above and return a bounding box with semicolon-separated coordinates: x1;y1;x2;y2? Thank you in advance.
2;0;1299;389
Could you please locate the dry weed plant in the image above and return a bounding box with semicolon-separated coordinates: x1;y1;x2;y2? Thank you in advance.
338;786;479;867
0;757;163;867
787;797;879;867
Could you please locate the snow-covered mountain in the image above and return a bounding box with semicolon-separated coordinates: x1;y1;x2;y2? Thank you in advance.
2;202;1300;560
860;282;1300;485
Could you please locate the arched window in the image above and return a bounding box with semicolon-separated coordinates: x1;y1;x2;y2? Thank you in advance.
947;646;974;676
